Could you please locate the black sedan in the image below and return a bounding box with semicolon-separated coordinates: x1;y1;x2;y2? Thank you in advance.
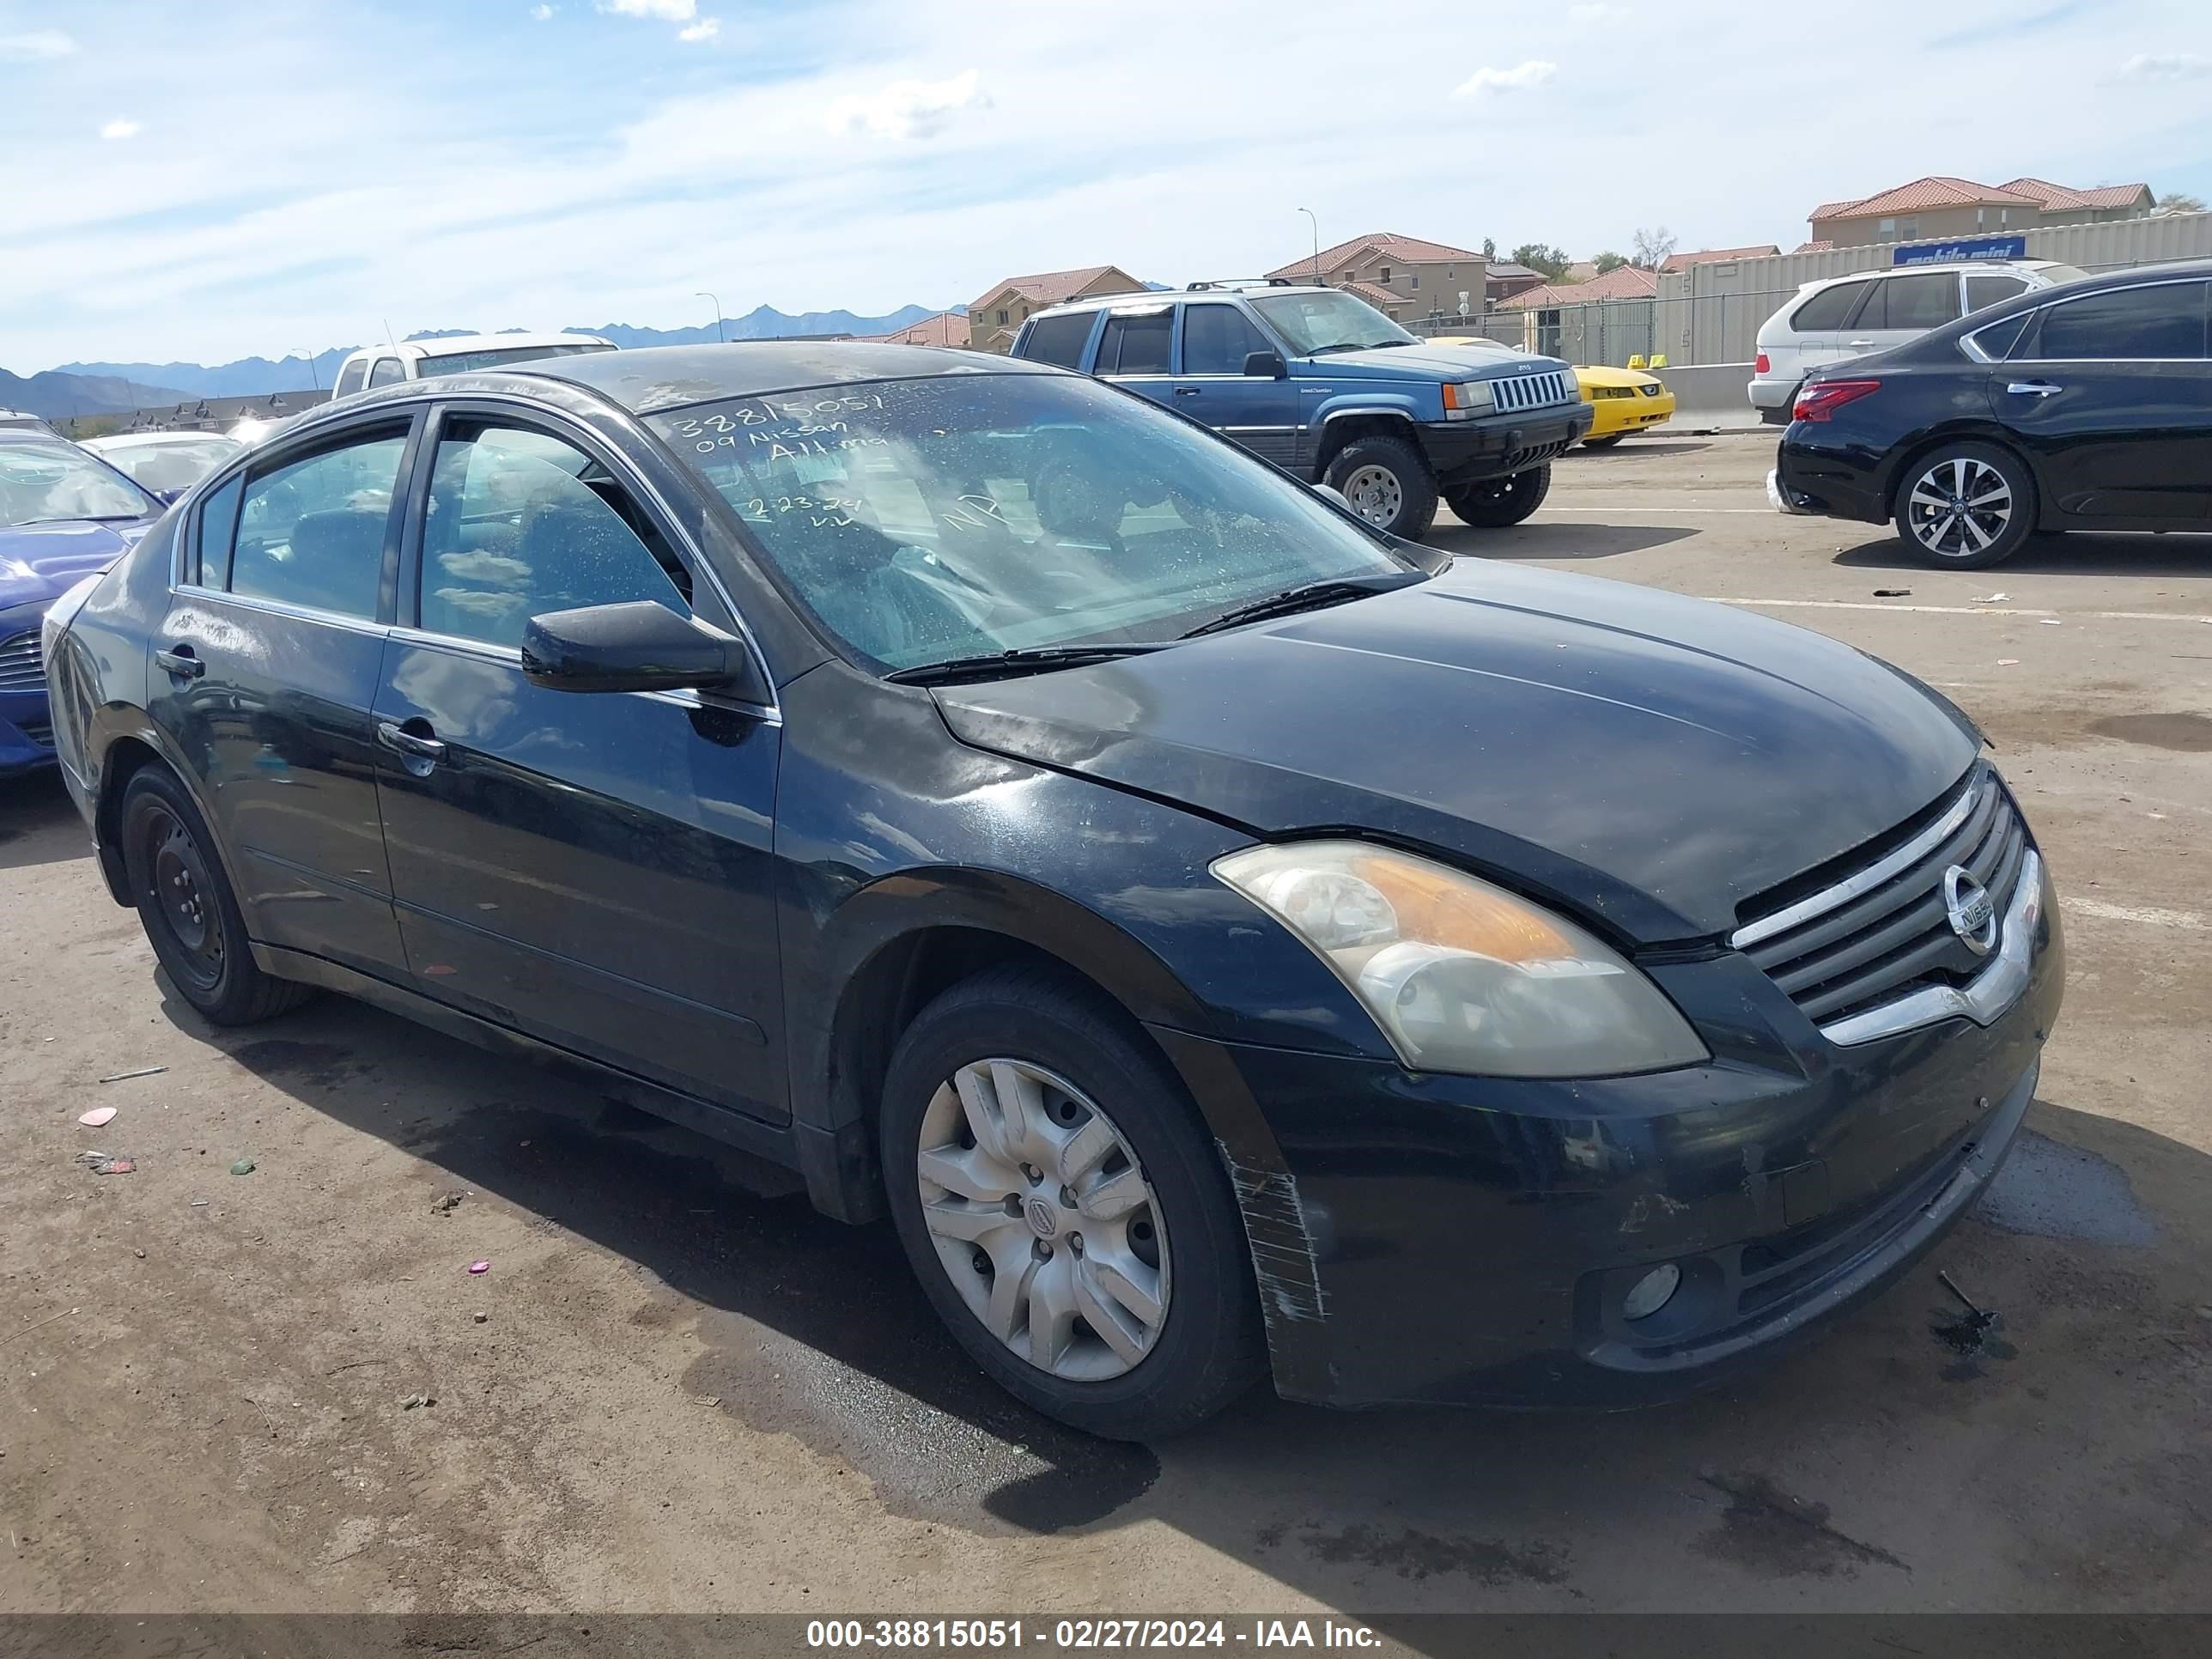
1772;259;2212;568
46;343;2062;1440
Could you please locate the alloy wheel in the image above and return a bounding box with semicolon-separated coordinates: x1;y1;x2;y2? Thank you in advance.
1906;456;2013;559
914;1058;1170;1381
1339;464;1405;527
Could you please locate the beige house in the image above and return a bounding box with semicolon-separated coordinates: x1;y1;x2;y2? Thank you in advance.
866;311;970;348
1264;232;1498;319
1808;176;2154;248
966;265;1145;353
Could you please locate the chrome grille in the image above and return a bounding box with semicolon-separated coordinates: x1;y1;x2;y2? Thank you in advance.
1732;769;2030;1035
1490;368;1573;413
0;629;41;693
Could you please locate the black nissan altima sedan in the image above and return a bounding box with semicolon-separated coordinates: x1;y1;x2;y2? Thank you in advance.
1772;259;2212;568
44;343;2063;1440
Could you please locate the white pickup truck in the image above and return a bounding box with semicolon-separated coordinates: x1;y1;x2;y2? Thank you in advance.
328;332;615;401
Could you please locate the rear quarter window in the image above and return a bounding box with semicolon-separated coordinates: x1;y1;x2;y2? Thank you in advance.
1789;280;1872;332
1015;312;1097;369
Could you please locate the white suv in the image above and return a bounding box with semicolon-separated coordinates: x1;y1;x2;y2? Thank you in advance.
328;332;616;401
1747;261;2085;422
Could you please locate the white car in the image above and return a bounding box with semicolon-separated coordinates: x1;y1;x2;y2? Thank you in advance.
81;431;243;498
328;331;616;401
1747;260;2086;422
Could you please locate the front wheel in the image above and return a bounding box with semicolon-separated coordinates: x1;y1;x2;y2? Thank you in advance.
1893;443;2035;569
1322;434;1438;540
1445;463;1552;527
879;966;1267;1441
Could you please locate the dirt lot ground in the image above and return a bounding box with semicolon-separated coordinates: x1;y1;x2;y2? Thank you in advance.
4;431;2209;1618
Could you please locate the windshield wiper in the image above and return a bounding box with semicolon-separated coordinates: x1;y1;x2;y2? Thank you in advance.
882;642;1170;686
1181;573;1421;639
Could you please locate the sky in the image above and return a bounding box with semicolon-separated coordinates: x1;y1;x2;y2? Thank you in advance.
3;0;2210;371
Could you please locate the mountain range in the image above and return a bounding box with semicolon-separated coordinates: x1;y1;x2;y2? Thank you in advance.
9;301;957;419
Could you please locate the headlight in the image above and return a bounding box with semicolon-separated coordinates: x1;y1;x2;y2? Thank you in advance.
1439;380;1496;420
1212;841;1708;1078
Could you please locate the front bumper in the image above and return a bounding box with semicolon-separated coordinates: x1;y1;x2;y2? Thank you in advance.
1586;389;1676;440
1152;862;2063;1410
0;690;55;776
1419;404;1595;483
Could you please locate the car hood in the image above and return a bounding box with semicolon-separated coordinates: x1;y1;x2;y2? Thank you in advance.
1575;365;1662;391
1300;344;1567;381
0;519;153;612
933;562;1980;943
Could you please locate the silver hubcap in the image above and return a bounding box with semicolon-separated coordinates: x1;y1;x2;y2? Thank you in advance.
1906;456;2012;557
1340;464;1404;526
915;1059;1170;1381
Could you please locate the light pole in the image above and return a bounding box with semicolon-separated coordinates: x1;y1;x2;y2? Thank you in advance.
1298;208;1320;283
696;291;726;343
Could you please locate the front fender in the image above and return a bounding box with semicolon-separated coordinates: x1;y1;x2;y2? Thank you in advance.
1311;392;1429;429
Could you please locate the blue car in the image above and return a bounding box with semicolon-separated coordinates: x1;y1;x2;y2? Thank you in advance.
1;430;165;775
1012;281;1594;539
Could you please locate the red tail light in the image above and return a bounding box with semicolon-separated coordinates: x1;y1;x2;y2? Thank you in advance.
1755;350;1771;374
1793;379;1881;422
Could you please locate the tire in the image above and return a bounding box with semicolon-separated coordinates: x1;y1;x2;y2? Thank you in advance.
119;766;312;1026
1582;434;1626;449
878;964;1267;1441
1445;463;1552;528
1321;433;1437;540
1892;441;2036;570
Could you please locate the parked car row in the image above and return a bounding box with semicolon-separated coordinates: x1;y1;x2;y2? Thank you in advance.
38;337;2063;1439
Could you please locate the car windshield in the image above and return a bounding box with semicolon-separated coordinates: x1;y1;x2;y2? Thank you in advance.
422;343;614;375
650;371;1408;672
1249;291;1417;356
0;439;157;526
94;437;240;493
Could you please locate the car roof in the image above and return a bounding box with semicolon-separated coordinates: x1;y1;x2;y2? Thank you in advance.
341;331;611;362
515;341;1054;414
1029;283;1332;319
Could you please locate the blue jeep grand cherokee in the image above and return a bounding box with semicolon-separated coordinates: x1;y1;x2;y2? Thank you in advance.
1012;281;1593;540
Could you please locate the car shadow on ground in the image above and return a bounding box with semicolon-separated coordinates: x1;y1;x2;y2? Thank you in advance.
1431;522;1698;561
0;769;86;873
1559;440;1713;462
1833;531;2212;579
176;982;2212;1617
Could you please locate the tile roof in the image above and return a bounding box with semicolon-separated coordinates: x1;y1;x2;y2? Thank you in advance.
969;265;1137;311
1498;264;1659;309
1998;177;2152;211
1811;175;2046;222
1659;244;1780;272
1485;260;1542;279
866;311;969;347
1265;231;1484;280
1793;240;1834;253
1340;279;1407;309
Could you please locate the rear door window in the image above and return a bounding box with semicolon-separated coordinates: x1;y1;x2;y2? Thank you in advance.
331;360;368;398
2031;282;2210;360
224;429;409;618
1965;273;2030;314
1862;273;1961;331
1016;312;1097;369
190;473;244;587
1789;281;1871;332
1097;312;1173;376
368;357;408;388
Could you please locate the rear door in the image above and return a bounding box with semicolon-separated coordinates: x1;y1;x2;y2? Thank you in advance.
368;404;787;1121
1999;277;2212;525
149;417;419;978
1093;307;1177;413
1170;302;1300;468
1773;277;1876;386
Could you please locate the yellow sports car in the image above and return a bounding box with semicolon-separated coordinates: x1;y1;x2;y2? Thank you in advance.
1431;339;1675;447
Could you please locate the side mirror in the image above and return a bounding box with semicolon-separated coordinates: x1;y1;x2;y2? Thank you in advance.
520;600;764;697
1243;349;1288;379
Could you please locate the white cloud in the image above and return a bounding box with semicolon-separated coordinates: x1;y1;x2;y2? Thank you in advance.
100;119;143;141
599;0;695;19
1452;59;1557;98
0;28;76;59
531;4;556;20
678;15;720;42
824;68;985;140
2118;51;2209;80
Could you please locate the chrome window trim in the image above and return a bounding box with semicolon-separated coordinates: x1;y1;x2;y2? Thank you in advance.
416;390;781;718
175;587;391;637
1729;773;1986;950
1820;851;2044;1046
384;624;781;726
1992;276;2211;365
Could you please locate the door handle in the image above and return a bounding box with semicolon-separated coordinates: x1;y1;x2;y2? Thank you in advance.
154;645;204;680
2006;380;2063;397
376;720;446;764
1846;339;1875;349
1174;386;1202;396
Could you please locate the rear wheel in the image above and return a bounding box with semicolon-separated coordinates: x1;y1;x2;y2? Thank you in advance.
1322;434;1437;540
119;767;311;1025
1445;463;1552;527
879;965;1266;1440
1893;442;2035;569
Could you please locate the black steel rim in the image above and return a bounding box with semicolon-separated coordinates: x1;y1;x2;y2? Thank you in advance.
143;804;224;990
